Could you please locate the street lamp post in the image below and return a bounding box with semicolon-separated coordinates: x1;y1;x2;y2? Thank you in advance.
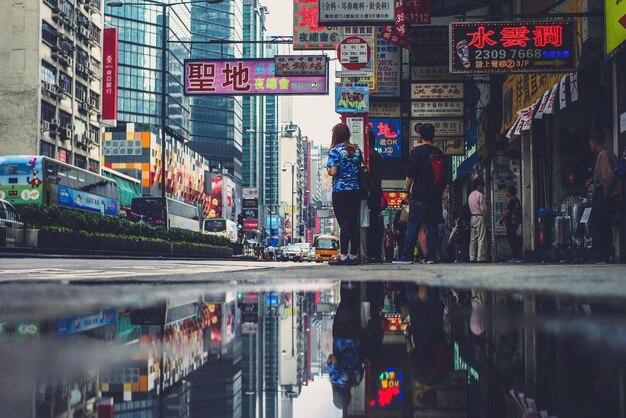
282;162;295;243
106;0;223;227
245;128;295;245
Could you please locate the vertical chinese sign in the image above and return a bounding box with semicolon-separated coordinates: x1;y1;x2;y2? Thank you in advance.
102;28;118;126
293;0;341;50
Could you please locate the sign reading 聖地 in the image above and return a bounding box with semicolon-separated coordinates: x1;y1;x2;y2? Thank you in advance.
335;82;369;114
184;59;329;96
318;0;395;26
369;118;401;158
274;55;328;77
293;0;341;50
450;20;578;74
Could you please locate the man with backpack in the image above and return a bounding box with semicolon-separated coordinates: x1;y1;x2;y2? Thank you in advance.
394;123;447;264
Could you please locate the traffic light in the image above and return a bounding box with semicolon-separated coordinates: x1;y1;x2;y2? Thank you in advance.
237;213;243;231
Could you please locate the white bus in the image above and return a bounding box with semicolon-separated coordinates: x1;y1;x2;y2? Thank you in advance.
129;197;200;232
203;218;238;243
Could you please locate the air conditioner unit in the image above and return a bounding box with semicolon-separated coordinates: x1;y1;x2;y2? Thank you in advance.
79;102;89;113
80;27;89;38
50;119;60;129
41;120;50;132
41;81;51;92
64;127;73;139
89;132;97;143
77;64;84;73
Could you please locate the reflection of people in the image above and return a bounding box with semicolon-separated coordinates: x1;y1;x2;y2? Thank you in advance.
585;132;623;264
328;282;364;410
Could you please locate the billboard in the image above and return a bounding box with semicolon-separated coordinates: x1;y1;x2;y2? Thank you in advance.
102;28;118;125
450;20;578;73
293;0;342;50
335;82;369;113
184;59;329;96
57;185;118;216
372;33;401;97
208;175;223;219
369;118;401;158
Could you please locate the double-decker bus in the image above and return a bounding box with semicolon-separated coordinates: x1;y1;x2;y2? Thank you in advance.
129;197;200;232
0;155;119;215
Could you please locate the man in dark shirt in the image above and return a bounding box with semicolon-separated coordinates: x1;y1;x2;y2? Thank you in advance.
367;129;385;262
394;123;447;264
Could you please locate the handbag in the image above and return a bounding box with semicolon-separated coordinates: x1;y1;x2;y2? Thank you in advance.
357;147;373;197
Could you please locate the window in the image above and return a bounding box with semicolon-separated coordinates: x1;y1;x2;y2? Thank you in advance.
75;82;87;102
42;21;57;47
74;119;86;136
76;47;88;69
43;0;58;8
89;57;101;75
59;110;72;129
41;101;56;122
59;73;72;94
41;61;56;84
89;91;99;108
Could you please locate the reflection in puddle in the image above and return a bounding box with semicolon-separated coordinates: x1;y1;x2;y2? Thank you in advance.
0;280;625;418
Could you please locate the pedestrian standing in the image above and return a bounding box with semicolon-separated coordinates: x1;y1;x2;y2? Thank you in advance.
394;123;447;264
585;132;623;263
468;179;488;262
499;186;523;262
367;129;385;263
326;123;363;265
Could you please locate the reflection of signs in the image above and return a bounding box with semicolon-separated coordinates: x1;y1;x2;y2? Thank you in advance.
411;120;464;137
411;83;464;100
383;191;407;209
411;101;463;117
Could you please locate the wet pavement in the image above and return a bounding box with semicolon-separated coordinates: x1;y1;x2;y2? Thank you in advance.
0;258;625;418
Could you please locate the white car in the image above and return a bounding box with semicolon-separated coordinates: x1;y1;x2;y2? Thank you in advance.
281;245;304;262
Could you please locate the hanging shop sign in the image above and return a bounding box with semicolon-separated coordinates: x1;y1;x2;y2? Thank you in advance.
242;188;258;200
450;20;578;74
340;26;378;91
274;55;328;77
335;82;370;113
606;0;626;54
372;32;401;97
369;118;402;158
318;0;395;26
410;66;460;81
102;28;118;126
411;119;464;137
411;83;464;100
337;34;375;78
411;101;463;118
370;101;401;117
184;59;329;96
293;0;342;50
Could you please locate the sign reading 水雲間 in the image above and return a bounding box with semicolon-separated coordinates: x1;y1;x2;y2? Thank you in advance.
318;0;395;26
184;59;329;96
450;20;577;73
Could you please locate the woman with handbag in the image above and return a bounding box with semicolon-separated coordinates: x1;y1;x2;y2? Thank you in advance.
326;123;363;265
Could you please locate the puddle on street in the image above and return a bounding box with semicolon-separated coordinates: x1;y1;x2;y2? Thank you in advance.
0;280;625;418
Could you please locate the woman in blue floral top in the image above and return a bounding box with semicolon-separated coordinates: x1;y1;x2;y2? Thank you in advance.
326;123;362;265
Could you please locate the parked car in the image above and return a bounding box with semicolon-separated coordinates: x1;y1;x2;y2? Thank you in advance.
280;245;304;262
0;199;23;246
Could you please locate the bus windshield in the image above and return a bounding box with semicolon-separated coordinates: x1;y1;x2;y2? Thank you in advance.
0;163;32;176
316;238;338;250
204;219;226;232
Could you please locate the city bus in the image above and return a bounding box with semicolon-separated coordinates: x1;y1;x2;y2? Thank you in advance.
129;197;201;232
202;218;238;243
0;155;119;215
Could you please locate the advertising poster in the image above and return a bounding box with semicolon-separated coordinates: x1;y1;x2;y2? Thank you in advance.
208;175;223;219
56;309;117;337
184;59;328;96
57;186;118;216
318;0;395;26
372;32;401;97
369;118;401;158
339;26;378;89
336;82;370;114
0;156;44;205
293;0;342;50
336;30;376;79
450;21;578;74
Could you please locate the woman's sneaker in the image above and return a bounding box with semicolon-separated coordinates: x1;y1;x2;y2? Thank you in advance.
392;257;413;265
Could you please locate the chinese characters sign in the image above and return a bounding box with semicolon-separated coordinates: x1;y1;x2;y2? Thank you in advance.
369;118;401;158
383;192;407;209
319;0;395;26
411;119;463;137
274;55;328;77
184;59;329;96
411;83;463;100
450;21;577;73
294;0;341;50
411;101;463;118
370;101;401;117
102;28;118;124
335;82;369;113
372;32;401;97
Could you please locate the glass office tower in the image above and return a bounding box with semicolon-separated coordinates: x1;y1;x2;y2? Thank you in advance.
189;1;244;181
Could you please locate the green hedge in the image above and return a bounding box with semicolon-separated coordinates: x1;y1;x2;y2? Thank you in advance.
19;205;231;248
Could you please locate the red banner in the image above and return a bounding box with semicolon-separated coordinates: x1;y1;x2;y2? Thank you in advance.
381;0;431;48
102;29;118;123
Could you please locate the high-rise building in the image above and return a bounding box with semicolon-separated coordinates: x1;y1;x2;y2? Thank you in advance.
189;1;244;181
263;41;280;223
0;0;105;171
104;0;192;142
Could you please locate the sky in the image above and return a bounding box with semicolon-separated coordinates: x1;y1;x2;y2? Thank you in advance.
262;0;338;146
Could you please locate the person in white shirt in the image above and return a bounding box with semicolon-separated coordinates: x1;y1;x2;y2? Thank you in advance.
468;179;488;262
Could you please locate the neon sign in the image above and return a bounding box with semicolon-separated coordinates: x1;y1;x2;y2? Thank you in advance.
369;118;401;158
369;368;403;409
450;21;577;73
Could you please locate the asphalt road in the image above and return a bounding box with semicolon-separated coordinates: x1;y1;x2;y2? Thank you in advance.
1;256;625;298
